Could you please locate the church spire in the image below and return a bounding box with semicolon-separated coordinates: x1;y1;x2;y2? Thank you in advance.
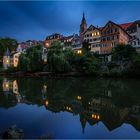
80;12;87;41
80;113;86;134
82;12;86;23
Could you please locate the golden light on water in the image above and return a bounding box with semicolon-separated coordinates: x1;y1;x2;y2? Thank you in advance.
77;96;82;100
6;59;9;63
5;83;9;88
45;100;49;106
92;114;100;120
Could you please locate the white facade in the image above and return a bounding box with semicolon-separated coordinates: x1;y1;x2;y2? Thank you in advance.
127;21;140;52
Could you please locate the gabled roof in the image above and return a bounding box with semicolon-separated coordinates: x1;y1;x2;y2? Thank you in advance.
126;20;140;30
84;25;100;34
120;22;133;30
87;25;96;31
102;20;131;37
62;35;74;40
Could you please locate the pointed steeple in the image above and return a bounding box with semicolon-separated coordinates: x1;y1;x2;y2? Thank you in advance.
80;113;86;134
82;12;86;23
80;12;87;41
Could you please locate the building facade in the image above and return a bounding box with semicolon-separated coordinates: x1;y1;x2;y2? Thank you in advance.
84;25;102;54
127;20;140;52
101;21;130;54
44;33;63;48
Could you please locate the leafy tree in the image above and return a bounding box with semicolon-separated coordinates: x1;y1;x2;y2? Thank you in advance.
18;45;44;72
0;38;17;60
79;53;100;75
47;41;71;73
112;44;137;61
82;40;91;54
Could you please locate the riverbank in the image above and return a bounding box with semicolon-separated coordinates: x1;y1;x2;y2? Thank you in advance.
0;71;92;78
0;71;140;78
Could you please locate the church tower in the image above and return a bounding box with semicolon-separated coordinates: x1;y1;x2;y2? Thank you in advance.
80;13;87;41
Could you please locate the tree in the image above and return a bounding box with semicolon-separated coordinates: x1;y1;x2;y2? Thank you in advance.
79;53;100;75
82;40;91;54
47;41;71;73
112;44;137;61
18;45;44;72
0;38;17;60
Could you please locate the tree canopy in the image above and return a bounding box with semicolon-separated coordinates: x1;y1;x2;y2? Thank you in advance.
0;38;18;59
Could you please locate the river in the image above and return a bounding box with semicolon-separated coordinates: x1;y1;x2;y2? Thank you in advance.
0;77;140;139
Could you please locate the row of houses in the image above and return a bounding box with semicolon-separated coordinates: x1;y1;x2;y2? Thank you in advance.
3;13;140;69
44;13;140;56
3;40;46;69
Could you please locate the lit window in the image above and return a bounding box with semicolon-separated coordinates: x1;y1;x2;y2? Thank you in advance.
77;50;82;54
6;59;9;63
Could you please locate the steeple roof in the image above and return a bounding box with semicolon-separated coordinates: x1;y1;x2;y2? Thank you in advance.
81;12;87;24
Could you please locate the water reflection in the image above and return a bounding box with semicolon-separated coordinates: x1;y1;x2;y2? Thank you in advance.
1;77;140;135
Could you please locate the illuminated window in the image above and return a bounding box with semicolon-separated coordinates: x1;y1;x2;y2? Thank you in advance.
6;59;9;63
97;32;100;35
77;50;82;54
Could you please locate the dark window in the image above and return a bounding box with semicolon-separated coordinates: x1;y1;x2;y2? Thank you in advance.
115;28;118;32
102;37;106;41
134;41;136;45
90;39;92;42
90;34;92;37
138;24;140;28
107;37;110;41
112;36;114;40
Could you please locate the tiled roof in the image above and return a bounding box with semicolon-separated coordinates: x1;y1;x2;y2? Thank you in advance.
119;22;133;30
99;27;103;30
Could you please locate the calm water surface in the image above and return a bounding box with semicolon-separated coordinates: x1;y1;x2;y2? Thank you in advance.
0;77;140;139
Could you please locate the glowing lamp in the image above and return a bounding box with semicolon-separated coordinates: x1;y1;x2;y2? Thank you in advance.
45;42;49;47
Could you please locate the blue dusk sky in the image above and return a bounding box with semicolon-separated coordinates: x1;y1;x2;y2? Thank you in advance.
0;1;140;42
